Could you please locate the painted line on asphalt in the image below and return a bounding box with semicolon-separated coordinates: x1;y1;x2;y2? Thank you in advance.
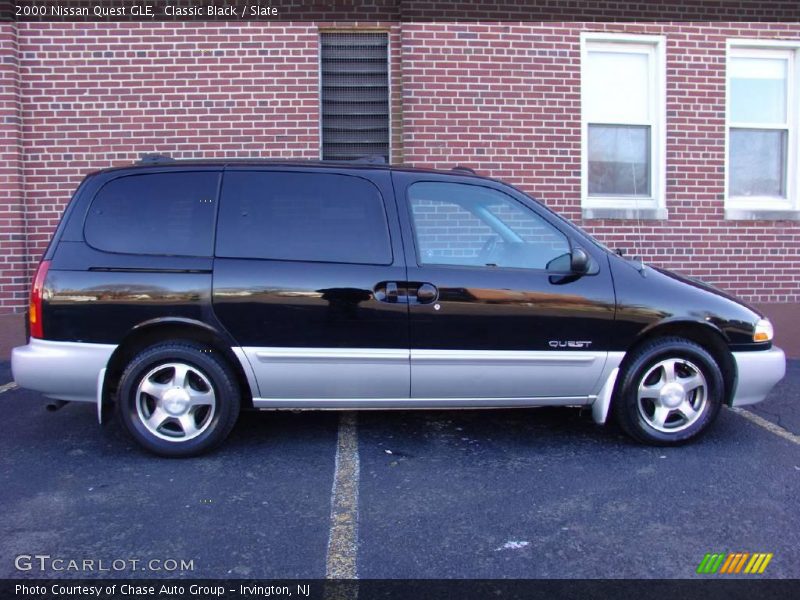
325;412;360;580
730;407;800;446
0;381;18;394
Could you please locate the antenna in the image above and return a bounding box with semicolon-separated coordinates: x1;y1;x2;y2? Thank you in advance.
623;130;646;276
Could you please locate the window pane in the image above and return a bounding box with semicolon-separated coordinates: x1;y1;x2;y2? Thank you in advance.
730;56;788;125
85;172;218;256
729;128;787;198
586;50;650;123
588;125;651;196
216;171;392;265
408;182;569;270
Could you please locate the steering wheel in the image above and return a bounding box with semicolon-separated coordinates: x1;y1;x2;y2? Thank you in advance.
478;235;500;262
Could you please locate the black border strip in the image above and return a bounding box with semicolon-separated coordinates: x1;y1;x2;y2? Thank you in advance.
4;579;800;600
2;0;800;22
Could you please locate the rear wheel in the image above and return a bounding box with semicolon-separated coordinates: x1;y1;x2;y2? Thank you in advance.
612;337;724;445
116;341;240;457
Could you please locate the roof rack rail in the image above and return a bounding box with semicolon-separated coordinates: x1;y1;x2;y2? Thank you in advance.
350;155;387;164
451;165;476;174
137;153;176;164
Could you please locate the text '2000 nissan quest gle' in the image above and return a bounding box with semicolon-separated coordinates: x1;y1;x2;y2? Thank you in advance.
11;157;786;456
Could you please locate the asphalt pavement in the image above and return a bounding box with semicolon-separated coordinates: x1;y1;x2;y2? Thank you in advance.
0;360;798;579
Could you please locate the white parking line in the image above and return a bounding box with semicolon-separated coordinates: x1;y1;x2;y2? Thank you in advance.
730;407;800;446
0;382;18;394
325;412;360;579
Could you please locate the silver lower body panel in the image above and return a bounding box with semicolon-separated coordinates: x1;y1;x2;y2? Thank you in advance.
731;346;786;406
410;349;615;399
242;347;409;399
11;338;116;403
237;347;625;410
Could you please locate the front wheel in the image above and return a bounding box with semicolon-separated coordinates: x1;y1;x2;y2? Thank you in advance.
612;337;724;445
116;341;241;457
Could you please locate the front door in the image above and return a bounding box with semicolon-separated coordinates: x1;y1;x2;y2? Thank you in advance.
393;172;616;401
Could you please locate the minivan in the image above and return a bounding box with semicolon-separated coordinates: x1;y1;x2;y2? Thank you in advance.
11;157;786;456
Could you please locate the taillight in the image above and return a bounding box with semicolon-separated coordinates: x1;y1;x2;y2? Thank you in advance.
29;260;50;339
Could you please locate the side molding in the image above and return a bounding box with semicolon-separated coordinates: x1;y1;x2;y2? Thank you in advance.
592;367;619;425
252;396;592;410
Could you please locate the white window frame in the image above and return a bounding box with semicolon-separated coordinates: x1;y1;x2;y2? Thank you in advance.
580;32;667;219
725;40;800;219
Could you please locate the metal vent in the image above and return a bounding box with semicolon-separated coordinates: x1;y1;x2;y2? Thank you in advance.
321;32;390;162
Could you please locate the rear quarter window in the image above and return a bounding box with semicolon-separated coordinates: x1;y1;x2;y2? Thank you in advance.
84;171;220;256
216;171;392;265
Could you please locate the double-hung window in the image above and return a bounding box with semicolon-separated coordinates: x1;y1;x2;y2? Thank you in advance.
581;33;666;219
726;42;799;219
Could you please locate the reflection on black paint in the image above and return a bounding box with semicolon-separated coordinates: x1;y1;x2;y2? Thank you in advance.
320;287;373;321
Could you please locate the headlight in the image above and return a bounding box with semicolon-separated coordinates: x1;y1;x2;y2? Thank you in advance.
753;319;774;342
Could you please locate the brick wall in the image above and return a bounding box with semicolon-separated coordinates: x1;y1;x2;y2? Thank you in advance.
0;21;798;313
400;22;800;303
0;24;25;313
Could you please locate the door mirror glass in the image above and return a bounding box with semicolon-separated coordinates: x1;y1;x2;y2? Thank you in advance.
545;252;572;273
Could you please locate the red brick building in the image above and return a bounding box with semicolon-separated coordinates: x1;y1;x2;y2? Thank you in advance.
1;19;799;317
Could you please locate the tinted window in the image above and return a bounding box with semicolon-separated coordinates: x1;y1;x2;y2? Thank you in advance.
85;172;219;256
216;171;392;265
408;182;569;270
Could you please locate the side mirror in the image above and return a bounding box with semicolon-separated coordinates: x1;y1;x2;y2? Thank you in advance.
570;248;590;274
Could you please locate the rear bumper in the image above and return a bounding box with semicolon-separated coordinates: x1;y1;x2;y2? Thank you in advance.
731;346;786;407
11;338;116;403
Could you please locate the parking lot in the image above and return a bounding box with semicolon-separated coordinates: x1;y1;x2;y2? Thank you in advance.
1;353;798;580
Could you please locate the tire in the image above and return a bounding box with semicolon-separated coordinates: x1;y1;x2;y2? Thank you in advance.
612;337;724;445
116;341;241;457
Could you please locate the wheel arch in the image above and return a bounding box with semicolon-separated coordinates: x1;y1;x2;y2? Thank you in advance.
620;319;737;406
103;318;254;409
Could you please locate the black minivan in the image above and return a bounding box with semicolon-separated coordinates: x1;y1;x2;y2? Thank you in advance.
12;158;786;456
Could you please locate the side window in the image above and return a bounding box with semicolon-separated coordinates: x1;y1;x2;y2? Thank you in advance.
216;171;392;265
85;171;219;256
408;182;570;270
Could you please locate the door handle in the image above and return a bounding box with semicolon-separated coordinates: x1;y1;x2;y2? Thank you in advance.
375;281;401;303
386;282;398;302
376;282;437;304
414;283;438;304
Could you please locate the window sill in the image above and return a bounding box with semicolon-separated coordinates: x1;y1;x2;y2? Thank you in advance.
582;206;668;220
724;208;800;221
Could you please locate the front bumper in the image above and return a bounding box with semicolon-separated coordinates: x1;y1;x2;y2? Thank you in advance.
11;338;116;403
731;346;786;407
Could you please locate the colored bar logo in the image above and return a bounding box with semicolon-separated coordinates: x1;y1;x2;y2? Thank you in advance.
696;552;773;574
